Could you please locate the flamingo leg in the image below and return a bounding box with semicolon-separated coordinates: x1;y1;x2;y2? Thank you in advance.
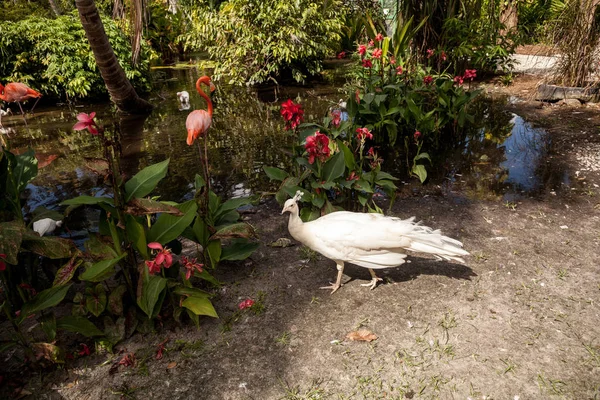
320;261;345;294
360;268;383;290
203;134;210;192
30;97;41;114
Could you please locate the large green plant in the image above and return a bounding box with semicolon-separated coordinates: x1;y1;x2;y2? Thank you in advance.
0;11;153;100
181;0;346;85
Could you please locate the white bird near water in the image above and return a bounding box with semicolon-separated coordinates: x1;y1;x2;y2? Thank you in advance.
177;91;190;105
33;218;63;237
281;191;469;293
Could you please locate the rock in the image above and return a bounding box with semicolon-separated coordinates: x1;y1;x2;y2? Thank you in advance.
537;83;600;102
558;99;582;107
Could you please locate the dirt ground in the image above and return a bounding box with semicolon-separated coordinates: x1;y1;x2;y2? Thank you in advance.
7;73;600;399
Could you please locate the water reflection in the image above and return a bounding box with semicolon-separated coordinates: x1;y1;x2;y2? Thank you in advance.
0;69;572;217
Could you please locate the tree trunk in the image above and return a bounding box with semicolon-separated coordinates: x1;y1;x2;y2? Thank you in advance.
500;0;518;37
48;0;62;16
75;0;153;114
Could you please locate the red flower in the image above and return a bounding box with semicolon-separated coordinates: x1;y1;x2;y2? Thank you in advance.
423;75;433;85
426;49;434;59
441;51;447;61
119;352;135;367
336;51;346;59
155;338;169;360
396;65;403;75
414;130;422;141
390;57;396;65
453;75;464;85
145;242;173;275
355;127;373;141
239;299;255;310
355;89;361;103
346;171;359;181
368;40;375;47
372;48;382;59
78;344;91;357
375;33;384;42
367;147;375;156
280;99;304;131
331;109;341;128
358;44;367;57
73;112;99;135
18;283;37;296
305;131;330;164
181;256;203;280
362;59;373;68
0;254;6;271
463;69;477;80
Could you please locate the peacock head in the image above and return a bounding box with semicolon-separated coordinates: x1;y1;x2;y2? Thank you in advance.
281;190;304;215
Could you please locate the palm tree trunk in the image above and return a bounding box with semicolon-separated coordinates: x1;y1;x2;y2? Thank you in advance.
75;0;153;114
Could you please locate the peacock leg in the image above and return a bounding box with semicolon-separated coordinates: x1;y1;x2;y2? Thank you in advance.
360;268;383;290
320;261;344;294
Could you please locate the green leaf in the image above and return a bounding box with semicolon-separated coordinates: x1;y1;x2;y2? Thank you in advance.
354;179;374;193
79;254;126;282
412;164;428;183
206;239;221;269
0;220;24;265
0;341;18;353
337;140;355;170
103;316;125;345
147;200;197;245
60;196;114;207
221;240;259;261
212;223;255;240
300;207;320;222
56;316;104;337
84;234;118;260
322;151;345;182
124;158;170;202
217;196;256;219
414;152;432;163
181;296;218;318
194;174;206;191
263;166;288;181
376;171;399;181
20;284;72;321
31;207;63;225
193;217;210;248
21;233;75;259
6;148;38;195
172;286;212;298
194;269;221;286
39;313;57;341
125;215;148;259
108;284;127;316
138;275;167;318
85;284;107;317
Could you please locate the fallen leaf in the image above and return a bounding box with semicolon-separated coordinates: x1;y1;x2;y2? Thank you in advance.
345;329;378;342
167;361;177;369
269;238;293;248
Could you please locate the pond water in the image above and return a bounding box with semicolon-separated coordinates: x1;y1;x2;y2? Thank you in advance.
0;67;571;222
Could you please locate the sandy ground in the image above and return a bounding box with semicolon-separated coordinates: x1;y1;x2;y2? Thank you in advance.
4;73;600;399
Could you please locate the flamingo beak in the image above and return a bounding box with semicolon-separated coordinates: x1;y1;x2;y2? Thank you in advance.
209;82;216;93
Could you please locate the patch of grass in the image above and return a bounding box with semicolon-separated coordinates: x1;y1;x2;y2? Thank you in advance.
473;252;489;262
276;331;292;345
299;246;319;263
537;372;566;395
310;296;320;304
500;358;517;374
557;268;569;280
504;201;517;210
110;383;139;399
279;379;328;399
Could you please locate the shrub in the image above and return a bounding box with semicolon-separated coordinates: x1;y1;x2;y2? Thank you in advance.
0;12;153;100
181;0;346;85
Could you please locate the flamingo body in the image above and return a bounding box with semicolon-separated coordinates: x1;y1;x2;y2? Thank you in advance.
0;82;41;103
186;110;212;146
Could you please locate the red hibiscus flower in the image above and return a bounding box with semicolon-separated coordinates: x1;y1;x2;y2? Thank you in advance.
280;99;304;131
453;75;464;85
441;51;447;61
390;57;396;65
368;40;375;47
358;44;367;57
375;33;384;42
73;112;99;135
336;51;346;59
78;344;91;357
463;69;477;80
372;48;382;59
396;65;403;75
426;49;434;59
414;131;422;141
305;131;330;164
181;256;203;280
362;59;373;68
355;127;373;141
423;75;433;85
145;242;173;275
239;299;255;310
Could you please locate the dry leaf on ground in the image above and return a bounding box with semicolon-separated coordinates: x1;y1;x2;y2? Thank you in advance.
345;329;378;342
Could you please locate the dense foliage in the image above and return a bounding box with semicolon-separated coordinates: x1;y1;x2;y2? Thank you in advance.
181;0;347;85
0;12;152;100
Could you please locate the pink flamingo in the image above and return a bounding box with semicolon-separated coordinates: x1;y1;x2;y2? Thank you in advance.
0;82;42;125
186;76;215;190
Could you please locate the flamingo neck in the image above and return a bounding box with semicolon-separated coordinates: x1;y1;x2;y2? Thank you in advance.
196;78;213;116
0;84;5;100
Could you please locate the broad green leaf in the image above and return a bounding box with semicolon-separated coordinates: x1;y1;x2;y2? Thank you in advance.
84;234;118;260
263;166;288;181
193;217;210;247
194;269;221;286
194;174;205;191
138;275;167;318
79;254;126;282
221;240;259;261
312;195;325;208
124;198;183;217
181;296;218;318
108;284;128;316
85;284;107;317
217;196;256;219
212;223;255;240
39;313;57;341
7;149;38;195
21;233;75;259
56;316;104;337
354;179;374;193
0;220;24;265
412;164;428;183
322;151;345;182
147;200;197;245
414;152;432;163
376;171;399;181
60;196;114;206
337;140;355;170
53;253;82;286
103;316;125;345
20;284;72;321
31;207;63;224
206;239;221;269
300;207;320;222
125;215;148;259
124;158;170;202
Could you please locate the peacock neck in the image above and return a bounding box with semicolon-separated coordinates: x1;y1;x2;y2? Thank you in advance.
287;208;303;237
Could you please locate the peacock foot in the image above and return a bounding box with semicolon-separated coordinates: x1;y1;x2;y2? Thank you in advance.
320;283;342;294
360;277;383;290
